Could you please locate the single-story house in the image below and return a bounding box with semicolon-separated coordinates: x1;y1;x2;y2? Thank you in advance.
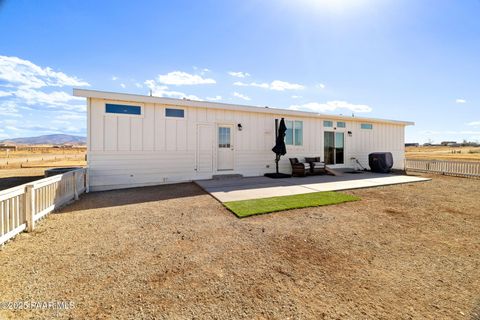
73;89;413;191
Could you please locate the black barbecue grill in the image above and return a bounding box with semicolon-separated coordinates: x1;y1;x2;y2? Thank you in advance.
368;152;394;173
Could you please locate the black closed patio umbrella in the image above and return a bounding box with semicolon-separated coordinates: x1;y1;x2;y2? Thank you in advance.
265;118;291;178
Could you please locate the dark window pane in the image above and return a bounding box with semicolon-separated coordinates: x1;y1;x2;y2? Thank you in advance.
324;131;335;165
106;104;141;115
361;123;373;129
335;132;344;164
165;108;185;118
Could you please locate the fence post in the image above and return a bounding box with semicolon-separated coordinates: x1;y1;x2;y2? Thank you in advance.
73;171;79;201
85;168;90;193
25;185;35;232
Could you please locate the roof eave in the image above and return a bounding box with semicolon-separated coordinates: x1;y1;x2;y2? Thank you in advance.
73;88;414;126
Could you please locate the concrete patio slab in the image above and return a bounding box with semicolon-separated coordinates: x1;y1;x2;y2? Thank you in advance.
195;172;431;202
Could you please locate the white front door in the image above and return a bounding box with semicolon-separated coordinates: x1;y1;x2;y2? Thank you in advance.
217;125;234;171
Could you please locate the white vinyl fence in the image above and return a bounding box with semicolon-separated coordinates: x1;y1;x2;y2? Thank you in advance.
0;168;87;245
405;159;480;178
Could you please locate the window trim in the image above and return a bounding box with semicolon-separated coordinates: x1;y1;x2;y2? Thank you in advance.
360;123;373;129
165;107;186;119
336;121;346;128
285;120;303;147
323;120;333;128
104;102;144;118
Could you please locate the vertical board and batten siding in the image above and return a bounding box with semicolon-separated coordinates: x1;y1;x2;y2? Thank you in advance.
88;98;406;191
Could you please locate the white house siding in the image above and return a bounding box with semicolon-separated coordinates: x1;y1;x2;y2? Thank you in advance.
87;97;407;191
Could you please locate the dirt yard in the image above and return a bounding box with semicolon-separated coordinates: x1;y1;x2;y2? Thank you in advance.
0;174;479;319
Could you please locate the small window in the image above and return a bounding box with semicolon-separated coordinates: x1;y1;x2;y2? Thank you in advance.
218;127;231;148
165;108;184;118
361;123;373;129
337;121;346;128
106;103;141;115
323;120;333;127
285;120;303;146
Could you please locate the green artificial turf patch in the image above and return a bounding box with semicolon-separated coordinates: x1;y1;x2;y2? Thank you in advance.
224;191;360;217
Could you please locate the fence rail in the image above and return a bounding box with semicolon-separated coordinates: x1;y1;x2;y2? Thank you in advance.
405;159;480;178
0;168;86;245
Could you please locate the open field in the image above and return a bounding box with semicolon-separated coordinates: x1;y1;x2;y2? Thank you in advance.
406;146;480;161
0;160;87;191
0;146;86;168
0;174;479;319
0;146;86;189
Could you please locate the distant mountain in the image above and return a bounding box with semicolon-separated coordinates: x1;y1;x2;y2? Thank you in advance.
0;134;86;145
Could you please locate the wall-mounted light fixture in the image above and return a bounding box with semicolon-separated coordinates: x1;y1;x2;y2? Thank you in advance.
237;123;243;131
348;131;353;137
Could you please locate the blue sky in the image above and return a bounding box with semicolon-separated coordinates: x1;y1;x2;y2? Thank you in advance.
0;0;479;143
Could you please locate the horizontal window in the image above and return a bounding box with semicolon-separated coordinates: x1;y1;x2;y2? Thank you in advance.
337;121;346;128
323;120;333;127
285;120;303;146
361;123;373;129
165;108;185;118
105;104;141;115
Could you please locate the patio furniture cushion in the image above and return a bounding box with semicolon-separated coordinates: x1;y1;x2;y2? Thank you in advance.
305;157;321;163
311;161;325;168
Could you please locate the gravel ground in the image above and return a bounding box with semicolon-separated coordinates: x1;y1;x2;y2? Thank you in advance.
0;174;479;319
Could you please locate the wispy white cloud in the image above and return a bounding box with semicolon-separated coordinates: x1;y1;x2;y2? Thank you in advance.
0;101;21;117
5;125;20;131
456;98;466;104
155;71;216;85
144;80;202;100
55;112;86;121
228;71;250;78
234;80;304;91
467;121;480;127
120;83;126;88
317;83;326;89
234;81;269;89
206;95;222;101
0;56;88;120
0;55;89;89
10;88;85;112
112;76;118;81
291;95;302;99
290;101;372;113
233;92;251;101
135;82;143;88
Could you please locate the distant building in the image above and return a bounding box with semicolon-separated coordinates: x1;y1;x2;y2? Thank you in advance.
0;144;17;150
405;143;419;147
441;141;457;146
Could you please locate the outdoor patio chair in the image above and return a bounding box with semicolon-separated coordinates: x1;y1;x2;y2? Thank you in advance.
289;158;310;177
305;156;326;175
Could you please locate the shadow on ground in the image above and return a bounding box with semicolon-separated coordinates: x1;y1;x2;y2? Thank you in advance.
62;182;208;211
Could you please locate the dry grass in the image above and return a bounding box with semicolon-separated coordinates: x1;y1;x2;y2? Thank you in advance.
0;160;86;190
0;174;479;319
406;146;480;161
0;146;86;158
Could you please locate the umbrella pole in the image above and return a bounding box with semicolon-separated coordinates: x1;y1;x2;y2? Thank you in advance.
275;119;279;174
